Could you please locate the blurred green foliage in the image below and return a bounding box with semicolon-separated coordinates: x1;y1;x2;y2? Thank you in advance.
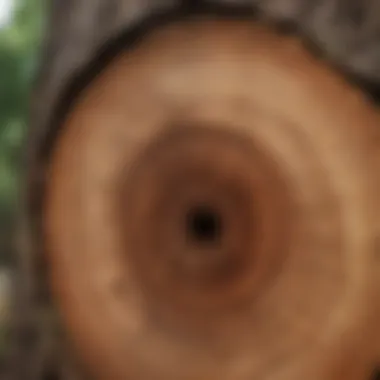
0;0;44;264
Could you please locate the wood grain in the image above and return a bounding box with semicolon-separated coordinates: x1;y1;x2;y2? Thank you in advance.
43;19;380;380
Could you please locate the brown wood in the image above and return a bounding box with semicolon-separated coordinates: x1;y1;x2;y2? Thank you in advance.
9;1;380;379
11;3;181;380
43;19;380;380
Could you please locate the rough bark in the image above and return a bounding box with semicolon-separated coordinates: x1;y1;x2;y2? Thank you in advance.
6;0;380;379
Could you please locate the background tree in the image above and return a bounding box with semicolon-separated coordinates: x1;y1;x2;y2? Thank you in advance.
0;0;44;364
0;0;44;265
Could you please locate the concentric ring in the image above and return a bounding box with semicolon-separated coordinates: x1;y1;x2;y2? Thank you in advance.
43;18;379;380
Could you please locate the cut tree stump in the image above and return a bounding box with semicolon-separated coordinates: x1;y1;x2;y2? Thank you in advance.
7;1;380;379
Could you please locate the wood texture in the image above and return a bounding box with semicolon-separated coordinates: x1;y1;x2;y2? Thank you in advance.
44;18;380;380
8;1;380;379
13;3;180;380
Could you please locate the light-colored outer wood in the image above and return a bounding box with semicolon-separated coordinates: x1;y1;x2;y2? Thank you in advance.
43;19;380;380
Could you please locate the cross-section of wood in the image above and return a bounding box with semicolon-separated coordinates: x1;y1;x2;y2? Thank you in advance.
43;18;380;380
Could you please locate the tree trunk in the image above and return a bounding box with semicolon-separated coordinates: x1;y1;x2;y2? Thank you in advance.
6;1;380;379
